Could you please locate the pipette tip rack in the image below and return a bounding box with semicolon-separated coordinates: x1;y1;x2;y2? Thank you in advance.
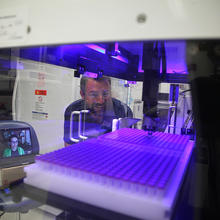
25;128;194;220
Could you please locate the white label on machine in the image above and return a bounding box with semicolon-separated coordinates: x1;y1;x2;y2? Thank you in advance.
0;7;28;42
32;89;48;120
32;111;48;120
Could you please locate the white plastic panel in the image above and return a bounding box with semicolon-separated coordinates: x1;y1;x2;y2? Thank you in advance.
13;58;80;153
0;0;220;49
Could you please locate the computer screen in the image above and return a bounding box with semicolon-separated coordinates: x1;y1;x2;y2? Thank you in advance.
0;127;33;158
0;121;39;168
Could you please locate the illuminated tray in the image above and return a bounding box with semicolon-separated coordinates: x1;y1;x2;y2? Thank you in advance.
100;128;189;152
24;128;194;220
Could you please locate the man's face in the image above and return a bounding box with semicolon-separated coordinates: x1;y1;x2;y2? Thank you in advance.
81;78;111;122
10;137;18;152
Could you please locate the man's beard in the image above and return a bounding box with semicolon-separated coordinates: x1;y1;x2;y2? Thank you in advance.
88;103;106;123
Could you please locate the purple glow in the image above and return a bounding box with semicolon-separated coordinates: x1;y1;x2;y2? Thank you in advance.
85;44;106;54
115;42;119;51
59;44;84;53
111;55;128;64
138;52;144;73
83;71;98;78
165;41;188;74
114;42;121;55
86;44;128;64
139;41;188;74
0;60;24;70
36;128;191;192
127;81;137;84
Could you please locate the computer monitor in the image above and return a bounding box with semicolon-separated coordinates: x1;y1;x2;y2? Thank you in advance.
0;121;39;168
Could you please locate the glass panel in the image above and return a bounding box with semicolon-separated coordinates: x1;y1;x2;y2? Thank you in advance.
0;41;195;151
1;39;220;220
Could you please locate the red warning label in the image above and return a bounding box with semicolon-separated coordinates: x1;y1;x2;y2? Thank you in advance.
35;90;47;96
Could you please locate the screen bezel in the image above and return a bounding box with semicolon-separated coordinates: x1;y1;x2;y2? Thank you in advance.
0;121;39;168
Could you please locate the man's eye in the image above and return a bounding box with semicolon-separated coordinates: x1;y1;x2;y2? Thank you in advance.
88;91;109;98
89;92;98;97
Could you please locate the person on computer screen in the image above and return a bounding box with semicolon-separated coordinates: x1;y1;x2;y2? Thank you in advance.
3;135;25;157
64;75;133;146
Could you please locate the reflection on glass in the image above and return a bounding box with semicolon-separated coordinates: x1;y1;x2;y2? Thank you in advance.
64;76;133;145
0;40;195;150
